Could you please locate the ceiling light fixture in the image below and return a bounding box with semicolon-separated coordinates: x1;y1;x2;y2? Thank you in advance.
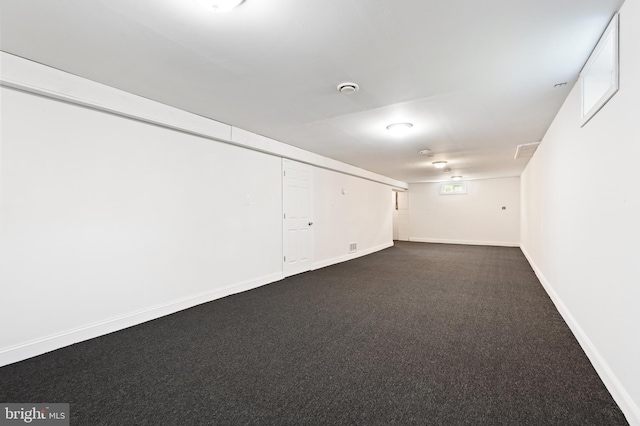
432;161;448;168
208;0;244;13
337;82;359;94
419;149;433;156
452;176;462;181
386;122;413;135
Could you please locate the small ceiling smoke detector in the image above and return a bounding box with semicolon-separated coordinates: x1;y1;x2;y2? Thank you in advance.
443;167;452;173
419;149;433;156
452;176;462;181
337;82;359;94
386;122;413;135
432;161;448;169
554;82;568;88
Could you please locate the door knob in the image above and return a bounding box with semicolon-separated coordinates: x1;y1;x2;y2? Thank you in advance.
308;222;314;226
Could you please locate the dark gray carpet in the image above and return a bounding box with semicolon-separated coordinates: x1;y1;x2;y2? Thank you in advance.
0;242;628;425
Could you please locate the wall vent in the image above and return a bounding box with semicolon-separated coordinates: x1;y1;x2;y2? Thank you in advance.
349;242;357;254
514;142;540;159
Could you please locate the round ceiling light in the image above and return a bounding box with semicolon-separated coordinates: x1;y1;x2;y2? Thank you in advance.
432;161;448;168
209;0;244;13
337;82;359;94
386;122;413;135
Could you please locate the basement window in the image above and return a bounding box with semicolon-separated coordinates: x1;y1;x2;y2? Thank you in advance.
580;13;619;126
439;182;467;195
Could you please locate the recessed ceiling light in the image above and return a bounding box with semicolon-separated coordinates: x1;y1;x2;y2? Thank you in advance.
337;82;359;94
432;161;448;168
208;0;244;13
386;122;413;135
452;176;462;181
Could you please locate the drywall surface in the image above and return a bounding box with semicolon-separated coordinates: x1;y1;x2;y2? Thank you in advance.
407;177;520;246
313;167;393;269
0;57;401;366
520;1;640;423
0;86;283;362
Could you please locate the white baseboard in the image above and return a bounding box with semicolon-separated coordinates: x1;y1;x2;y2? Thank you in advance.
520;246;640;426
312;242;394;271
408;237;520;247
0;272;283;367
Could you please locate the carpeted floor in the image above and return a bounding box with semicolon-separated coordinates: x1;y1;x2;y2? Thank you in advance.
0;242;628;425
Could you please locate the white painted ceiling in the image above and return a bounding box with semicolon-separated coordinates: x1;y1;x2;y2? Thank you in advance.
0;0;624;183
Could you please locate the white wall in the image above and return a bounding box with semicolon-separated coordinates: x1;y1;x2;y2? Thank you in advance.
520;1;640;423
0;85;283;363
0;57;400;366
407;177;520;246
313;168;393;269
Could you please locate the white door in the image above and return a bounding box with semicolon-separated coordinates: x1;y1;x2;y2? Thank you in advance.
282;159;313;277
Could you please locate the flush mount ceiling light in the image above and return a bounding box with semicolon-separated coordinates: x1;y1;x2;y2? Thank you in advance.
207;0;244;13
337;82;359;94
452;176;462;181
386;122;413;135
432;161;448;168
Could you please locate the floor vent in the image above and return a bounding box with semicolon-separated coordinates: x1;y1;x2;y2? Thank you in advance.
349;242;357;254
514;142;540;159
